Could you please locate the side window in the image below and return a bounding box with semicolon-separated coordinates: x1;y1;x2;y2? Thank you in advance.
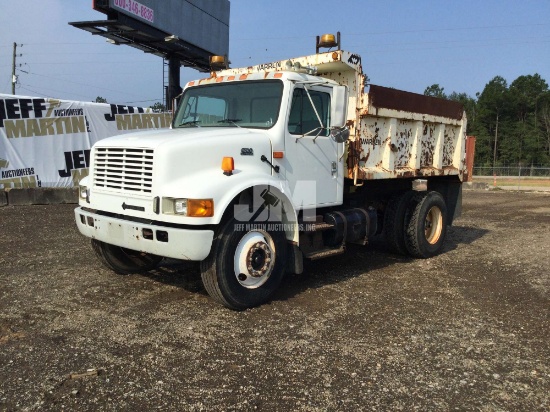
288;88;331;136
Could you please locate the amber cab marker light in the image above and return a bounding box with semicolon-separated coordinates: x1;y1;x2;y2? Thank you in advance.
273;151;284;159
222;157;234;176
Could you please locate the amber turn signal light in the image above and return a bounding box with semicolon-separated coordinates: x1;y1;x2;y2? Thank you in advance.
187;199;214;217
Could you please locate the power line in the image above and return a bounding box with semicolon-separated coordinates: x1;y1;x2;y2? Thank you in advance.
345;23;550;37
18;82;95;100
125;98;163;104
17;86;54;98
230;37;550;63
17;84;161;106
232;23;549;41
344;36;550;50
20;51;143;56
232;38;550;60
22;59;159;66
347;39;550;56
1;42;117;46
17;68;151;97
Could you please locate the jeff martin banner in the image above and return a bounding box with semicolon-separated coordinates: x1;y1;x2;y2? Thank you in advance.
0;94;172;189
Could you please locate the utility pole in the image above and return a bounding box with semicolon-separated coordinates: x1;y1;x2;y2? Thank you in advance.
11;42;17;94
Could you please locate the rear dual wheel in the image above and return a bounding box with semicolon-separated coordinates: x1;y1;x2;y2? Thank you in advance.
383;191;416;255
404;191;447;258
384;190;448;258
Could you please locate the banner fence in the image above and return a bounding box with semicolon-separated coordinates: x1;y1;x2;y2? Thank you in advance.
0;94;171;189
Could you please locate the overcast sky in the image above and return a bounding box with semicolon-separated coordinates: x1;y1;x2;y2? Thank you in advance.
0;0;548;106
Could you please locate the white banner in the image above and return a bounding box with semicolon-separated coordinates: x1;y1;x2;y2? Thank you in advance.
0;94;171;189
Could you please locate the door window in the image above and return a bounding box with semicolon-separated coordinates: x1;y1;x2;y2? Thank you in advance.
288;88;331;136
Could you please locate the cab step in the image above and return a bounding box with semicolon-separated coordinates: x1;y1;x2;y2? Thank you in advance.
303;222;334;232
305;246;345;260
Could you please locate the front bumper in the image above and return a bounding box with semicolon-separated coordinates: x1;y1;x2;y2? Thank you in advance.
75;207;214;261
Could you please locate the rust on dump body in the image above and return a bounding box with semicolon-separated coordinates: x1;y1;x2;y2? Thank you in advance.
368;85;464;120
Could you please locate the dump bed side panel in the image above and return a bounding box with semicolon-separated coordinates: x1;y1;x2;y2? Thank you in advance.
347;85;467;181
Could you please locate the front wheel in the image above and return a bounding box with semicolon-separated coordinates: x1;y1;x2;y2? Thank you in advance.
91;240;163;274
200;218;287;310
404;191;448;258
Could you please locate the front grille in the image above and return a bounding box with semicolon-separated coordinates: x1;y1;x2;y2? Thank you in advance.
93;147;154;193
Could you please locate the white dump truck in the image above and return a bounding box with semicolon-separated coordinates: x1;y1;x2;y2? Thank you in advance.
75;34;467;310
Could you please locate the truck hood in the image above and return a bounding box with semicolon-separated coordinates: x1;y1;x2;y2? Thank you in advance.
91;126;276;203
95;127;264;150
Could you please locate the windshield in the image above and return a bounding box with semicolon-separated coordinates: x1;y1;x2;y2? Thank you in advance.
173;80;283;129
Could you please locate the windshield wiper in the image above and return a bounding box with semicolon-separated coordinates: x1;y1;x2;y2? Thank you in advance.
218;118;242;127
179;120;201;127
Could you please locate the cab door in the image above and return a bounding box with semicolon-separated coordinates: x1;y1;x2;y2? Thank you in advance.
283;84;343;209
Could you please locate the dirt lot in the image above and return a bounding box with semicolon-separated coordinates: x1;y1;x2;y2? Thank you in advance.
0;190;549;411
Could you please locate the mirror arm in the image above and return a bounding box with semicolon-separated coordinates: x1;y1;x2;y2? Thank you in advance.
312;128;324;143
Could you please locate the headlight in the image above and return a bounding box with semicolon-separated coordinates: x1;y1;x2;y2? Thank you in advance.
166;198;214;217
175;199;187;214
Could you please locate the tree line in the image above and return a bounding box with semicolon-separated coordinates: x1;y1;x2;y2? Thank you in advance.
94;97;167;113
424;74;550;167
97;75;550;168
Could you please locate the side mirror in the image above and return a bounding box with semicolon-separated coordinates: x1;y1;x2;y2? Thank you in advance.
331;85;349;128
331;126;350;143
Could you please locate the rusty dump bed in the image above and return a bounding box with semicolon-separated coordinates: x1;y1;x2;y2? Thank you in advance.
368;85;464;121
216;50;467;182
350;84;467;182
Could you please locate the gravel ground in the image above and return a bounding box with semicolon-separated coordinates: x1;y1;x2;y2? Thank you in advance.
0;190;548;411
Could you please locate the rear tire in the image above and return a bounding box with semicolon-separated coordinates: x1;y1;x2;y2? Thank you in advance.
404;191;447;258
383;191;416;255
91;239;163;274
200;217;287;310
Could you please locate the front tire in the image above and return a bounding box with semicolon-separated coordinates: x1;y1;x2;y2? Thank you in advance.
91;240;163;274
404;191;447;258
200;218;287;310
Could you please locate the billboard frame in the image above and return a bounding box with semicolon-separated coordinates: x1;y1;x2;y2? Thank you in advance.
69;0;230;109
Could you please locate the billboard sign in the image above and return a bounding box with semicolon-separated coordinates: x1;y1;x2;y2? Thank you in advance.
87;0;230;60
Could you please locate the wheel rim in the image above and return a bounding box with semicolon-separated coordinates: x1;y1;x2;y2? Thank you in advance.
424;206;443;245
234;230;276;289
